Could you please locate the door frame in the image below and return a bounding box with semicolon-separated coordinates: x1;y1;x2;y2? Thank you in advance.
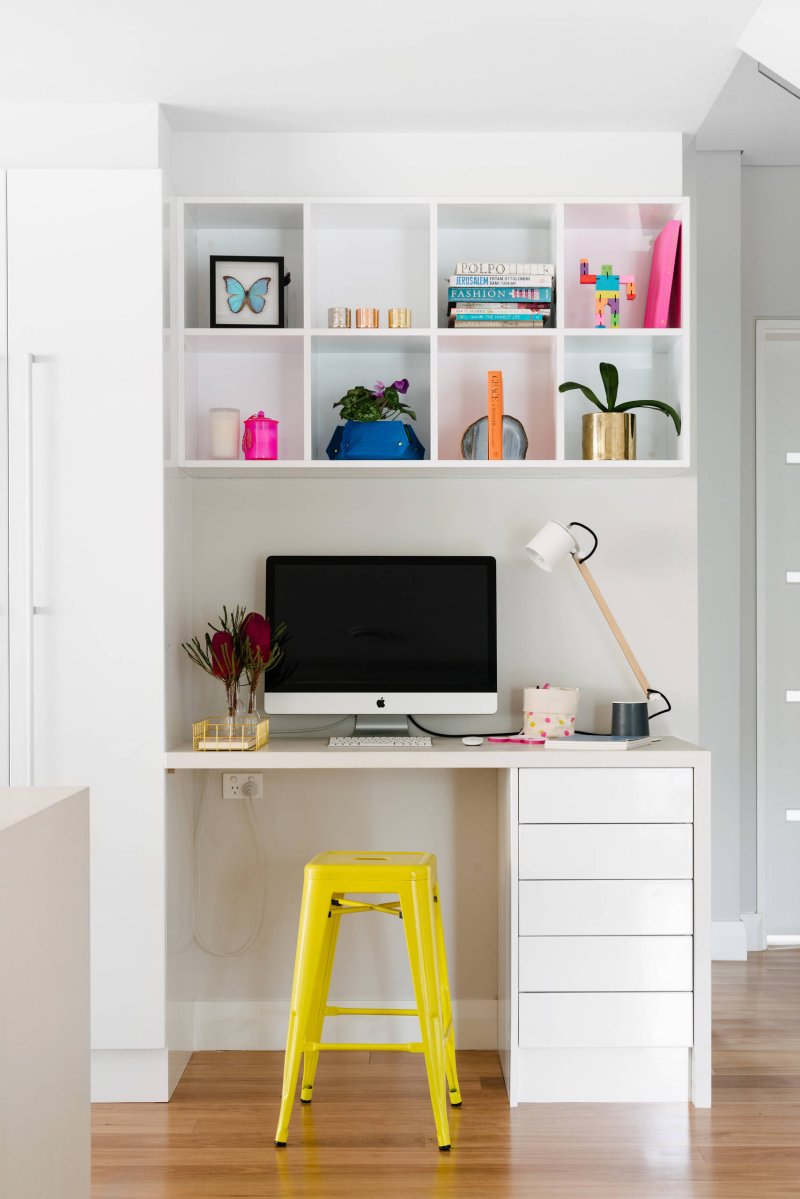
755;318;800;938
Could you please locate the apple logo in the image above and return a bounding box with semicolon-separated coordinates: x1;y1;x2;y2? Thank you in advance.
376;697;386;708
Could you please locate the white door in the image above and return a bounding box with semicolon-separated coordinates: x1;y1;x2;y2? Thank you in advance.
6;170;168;1051
757;320;800;936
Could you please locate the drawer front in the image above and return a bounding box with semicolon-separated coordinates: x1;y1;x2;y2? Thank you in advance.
519;880;693;936
519;768;693;824
518;992;694;1048
518;824;693;880
518;936;693;992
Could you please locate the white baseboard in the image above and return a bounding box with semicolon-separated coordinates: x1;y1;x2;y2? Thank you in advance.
91;1049;170;1103
193;999;497;1051
741;912;768;952
711;920;748;960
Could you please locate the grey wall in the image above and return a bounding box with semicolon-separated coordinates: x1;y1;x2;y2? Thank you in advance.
691;149;743;922
740;166;800;913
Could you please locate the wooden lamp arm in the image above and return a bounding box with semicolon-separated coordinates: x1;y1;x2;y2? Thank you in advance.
571;554;651;698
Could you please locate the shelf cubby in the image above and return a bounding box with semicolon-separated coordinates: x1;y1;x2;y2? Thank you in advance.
181;201;305;330
436;203;557;330
561;333;685;463
436;331;556;461
310;332;431;462
563;201;684;331
182;331;305;463
310;202;430;330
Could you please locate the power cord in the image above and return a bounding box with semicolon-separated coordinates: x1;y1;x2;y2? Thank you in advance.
194;771;269;958
408;714;522;738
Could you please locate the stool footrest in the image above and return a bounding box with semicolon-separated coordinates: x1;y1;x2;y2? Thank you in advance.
325;1006;418;1017
305;1041;424;1054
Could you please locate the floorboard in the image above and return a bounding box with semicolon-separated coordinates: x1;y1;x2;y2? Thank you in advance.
92;947;800;1197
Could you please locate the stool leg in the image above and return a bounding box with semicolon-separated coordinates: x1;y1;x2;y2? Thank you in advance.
400;879;451;1150
300;894;342;1103
275;879;333;1146
432;883;461;1106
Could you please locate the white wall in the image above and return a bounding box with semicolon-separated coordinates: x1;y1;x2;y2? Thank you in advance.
171;131;683;198
180;475;698;1036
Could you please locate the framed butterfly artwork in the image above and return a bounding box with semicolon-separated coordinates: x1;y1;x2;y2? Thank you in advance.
210;255;286;328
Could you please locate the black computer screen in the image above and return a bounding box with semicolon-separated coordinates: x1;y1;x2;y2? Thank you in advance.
265;556;496;693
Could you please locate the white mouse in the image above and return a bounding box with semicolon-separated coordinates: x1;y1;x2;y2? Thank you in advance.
462;736;483;746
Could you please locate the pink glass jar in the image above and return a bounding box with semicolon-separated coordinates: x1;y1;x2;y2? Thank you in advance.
242;411;279;460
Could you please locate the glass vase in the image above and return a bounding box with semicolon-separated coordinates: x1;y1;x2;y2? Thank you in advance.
221;679;242;731
241;680;263;728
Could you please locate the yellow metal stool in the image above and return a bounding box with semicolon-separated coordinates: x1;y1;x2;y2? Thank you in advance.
275;851;461;1150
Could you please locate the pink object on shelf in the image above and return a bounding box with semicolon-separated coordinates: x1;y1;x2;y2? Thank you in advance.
644;219;682;329
242;411;279;460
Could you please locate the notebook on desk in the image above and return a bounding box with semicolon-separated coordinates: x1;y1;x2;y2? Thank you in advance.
544;734;657;750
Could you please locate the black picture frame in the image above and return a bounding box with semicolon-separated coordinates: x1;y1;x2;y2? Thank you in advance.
210;255;286;329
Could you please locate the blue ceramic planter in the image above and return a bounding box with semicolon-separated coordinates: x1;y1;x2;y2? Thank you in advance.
326;420;425;461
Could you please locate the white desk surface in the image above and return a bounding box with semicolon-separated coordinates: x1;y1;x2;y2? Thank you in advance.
165;736;706;771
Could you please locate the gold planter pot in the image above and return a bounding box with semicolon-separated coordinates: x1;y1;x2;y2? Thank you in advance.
582;411;636;461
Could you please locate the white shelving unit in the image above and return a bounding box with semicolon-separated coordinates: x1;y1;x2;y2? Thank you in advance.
175;197;690;477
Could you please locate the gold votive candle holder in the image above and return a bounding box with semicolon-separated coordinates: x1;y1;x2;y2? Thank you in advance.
328;306;351;329
388;307;412;328
355;307;379;328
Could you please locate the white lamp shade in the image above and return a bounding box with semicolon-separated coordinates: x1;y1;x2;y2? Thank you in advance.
525;521;580;571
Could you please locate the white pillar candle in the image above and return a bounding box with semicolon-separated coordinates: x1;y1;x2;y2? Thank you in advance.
209;408;241;459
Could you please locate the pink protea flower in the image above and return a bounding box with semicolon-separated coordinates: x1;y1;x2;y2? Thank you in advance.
242;611;271;671
209;630;238;680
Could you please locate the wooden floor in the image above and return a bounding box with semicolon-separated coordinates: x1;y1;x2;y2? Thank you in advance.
93;949;800;1198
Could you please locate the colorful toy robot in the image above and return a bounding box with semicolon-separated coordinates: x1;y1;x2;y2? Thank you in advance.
579;259;636;328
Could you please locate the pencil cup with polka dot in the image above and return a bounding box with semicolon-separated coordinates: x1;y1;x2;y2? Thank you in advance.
523;686;580;738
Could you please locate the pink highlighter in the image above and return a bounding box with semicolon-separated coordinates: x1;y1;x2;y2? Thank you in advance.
242;411;279;460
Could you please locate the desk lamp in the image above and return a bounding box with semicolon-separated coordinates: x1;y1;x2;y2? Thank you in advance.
525;520;670;718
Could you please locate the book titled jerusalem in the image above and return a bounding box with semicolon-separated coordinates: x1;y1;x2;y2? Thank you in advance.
451;274;553;287
456;262;554;275
448;286;552;302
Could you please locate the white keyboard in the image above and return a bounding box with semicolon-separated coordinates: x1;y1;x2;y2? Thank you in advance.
328;735;432;749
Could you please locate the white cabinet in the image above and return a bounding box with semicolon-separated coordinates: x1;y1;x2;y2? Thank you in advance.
504;764;708;1105
4;171;168;1084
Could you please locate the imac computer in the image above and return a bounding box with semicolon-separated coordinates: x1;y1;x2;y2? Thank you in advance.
264;555;497;735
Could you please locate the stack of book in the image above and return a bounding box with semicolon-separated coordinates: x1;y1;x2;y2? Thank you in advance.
447;262;554;328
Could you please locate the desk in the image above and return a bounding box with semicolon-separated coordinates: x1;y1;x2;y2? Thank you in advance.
165;736;710;1107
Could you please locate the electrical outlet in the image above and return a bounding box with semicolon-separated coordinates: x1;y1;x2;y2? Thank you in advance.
222;773;263;800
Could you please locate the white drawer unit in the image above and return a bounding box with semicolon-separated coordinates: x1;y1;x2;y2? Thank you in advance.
500;759;710;1108
519;992;694;1049
519;768;693;824
518;823;693;880
519;879;694;936
518;936;693;992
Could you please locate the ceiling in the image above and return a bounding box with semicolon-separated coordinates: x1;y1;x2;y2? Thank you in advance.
0;0;760;134
696;54;800;164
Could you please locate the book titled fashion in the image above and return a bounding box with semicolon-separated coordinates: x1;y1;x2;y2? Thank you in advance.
448;286;553;302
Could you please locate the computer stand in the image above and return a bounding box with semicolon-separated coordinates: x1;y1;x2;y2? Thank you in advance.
352;714;413;737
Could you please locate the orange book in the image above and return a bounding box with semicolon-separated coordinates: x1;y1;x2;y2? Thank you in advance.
488;370;503;459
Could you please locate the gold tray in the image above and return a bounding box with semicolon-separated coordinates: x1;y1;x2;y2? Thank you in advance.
192;717;269;751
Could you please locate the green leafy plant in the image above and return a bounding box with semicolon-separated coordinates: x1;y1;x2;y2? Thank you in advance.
334;379;417;423
558;361;681;435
